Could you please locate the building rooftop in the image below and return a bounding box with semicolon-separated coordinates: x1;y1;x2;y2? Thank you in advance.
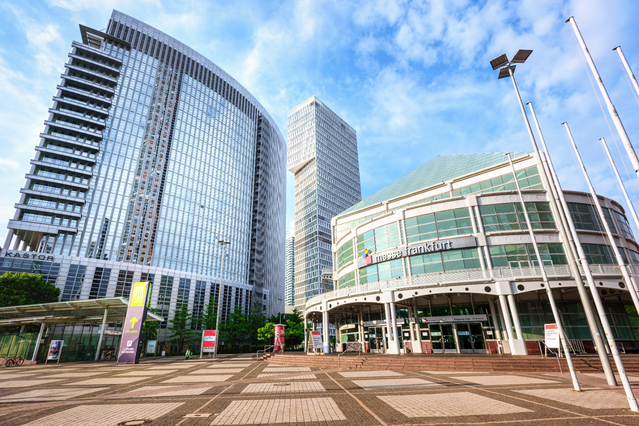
342;152;530;214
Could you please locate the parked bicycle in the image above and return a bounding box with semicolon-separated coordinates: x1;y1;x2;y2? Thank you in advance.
0;357;24;367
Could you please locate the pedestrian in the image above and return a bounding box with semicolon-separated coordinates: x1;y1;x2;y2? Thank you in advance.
185;348;191;360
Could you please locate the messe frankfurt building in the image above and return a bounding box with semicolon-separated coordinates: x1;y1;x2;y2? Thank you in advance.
0;11;286;350
305;152;639;355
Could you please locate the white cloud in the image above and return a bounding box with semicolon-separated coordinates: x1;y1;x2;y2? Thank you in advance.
0;159;21;169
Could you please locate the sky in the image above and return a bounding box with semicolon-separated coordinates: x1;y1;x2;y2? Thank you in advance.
1;0;639;244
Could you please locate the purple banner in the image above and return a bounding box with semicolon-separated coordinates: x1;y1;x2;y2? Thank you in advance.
117;281;151;364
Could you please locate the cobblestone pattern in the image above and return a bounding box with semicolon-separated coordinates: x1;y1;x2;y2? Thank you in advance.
162;374;232;383
68;377;146;386
0;379;62;388
190;368;244;374
450;375;557;386
21;402;184;426
241;381;326;394
352;377;442;391
210;397;346;425
3;387;108;402
257;374;317;379
262;366;311;372
379;392;532;417
128;385;213;397
516;388;631;409
339;370;404;378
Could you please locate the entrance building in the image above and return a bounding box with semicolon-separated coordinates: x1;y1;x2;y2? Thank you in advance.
305;152;639;356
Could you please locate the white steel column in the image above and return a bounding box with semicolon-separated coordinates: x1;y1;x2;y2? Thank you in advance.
412;299;423;353
567;17;639;180
498;295;515;342
488;298;503;341
389;301;400;354
322;309;329;354
95;308;108;361
31;322;45;362
507;295;524;341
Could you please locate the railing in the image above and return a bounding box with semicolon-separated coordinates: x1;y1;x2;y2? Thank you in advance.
307;263;629;307
338;342;362;369
254;345;275;360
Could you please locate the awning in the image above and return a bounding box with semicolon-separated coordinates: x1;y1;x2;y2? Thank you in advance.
0;298;164;326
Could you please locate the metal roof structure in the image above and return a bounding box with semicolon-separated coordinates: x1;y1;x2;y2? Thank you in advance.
0;298;164;326
342;152;531;214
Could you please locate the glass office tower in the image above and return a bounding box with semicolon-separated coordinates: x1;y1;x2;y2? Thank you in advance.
1;11;286;327
287;96;361;309
285;222;295;306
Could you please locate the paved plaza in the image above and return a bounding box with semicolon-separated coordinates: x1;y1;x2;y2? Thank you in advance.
0;355;638;425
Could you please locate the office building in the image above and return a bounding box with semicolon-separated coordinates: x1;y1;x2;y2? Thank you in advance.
284;222;295;306
287;96;361;309
0;10;286;351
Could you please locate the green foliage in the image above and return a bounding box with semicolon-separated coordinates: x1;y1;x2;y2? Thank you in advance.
0;272;60;307
247;301;267;346
168;305;197;350
222;305;249;348
142;307;159;350
257;321;275;343
200;303;218;331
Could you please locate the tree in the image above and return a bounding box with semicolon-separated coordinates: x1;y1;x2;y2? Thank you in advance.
200;303;218;331
142;307;159;352
284;308;305;348
168;305;197;351
257;321;275;344
247;301;267;346
222;305;249;348
0;272;60;307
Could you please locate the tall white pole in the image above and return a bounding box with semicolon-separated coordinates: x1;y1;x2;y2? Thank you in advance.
614;46;639;100
95;308;108;361
527;102;617;385
563;123;639;315
566;17;639;178
507;154;580;391
600;137;639;235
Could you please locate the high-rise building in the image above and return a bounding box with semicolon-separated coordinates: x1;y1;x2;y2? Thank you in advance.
287;96;361;309
1;11;286;334
284;221;295;306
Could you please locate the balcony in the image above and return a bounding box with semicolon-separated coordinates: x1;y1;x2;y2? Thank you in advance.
20;188;86;205
15;203;82;219
30;160;93;178
57;85;112;105
35;146;97;164
61;75;115;96
72;41;122;66
25;174;89;190
8;219;77;235
68;52;121;74
64;63;118;84
44;119;103;139
40;133;100;151
53;96;109;116
49;109;106;128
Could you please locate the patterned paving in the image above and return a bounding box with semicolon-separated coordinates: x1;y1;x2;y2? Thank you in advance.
450;375;557;386
116;370;177;376
191;368;244;374
162;374;232;383
128;385;213;397
516;388;631;409
379;392;532;417
339;370;404;378
241;381;325;394
352;378;442;391
21;402;184;426
47;372;105;378
211;398;346;425
0;379;62;388
148;364;193;369
257;374;317;379
0;373;41;380
262;366;311;372
68;377;147;385
4;387;108;402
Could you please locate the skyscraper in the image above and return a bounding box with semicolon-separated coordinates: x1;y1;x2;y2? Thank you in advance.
1;11;286;331
284;221;294;306
287;96;361;309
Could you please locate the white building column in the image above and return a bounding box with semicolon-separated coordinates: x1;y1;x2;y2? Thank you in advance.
506;294;528;355
411;299;423;353
31;322;45;362
389;300;401;354
383;302;393;354
488;298;503;341
498;294;515;343
322;303;329;354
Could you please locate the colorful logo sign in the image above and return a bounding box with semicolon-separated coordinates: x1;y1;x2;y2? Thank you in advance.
202;330;217;353
117;281;151;364
362;249;372;265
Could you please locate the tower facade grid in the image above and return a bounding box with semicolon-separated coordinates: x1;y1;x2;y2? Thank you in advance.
287;96;361;309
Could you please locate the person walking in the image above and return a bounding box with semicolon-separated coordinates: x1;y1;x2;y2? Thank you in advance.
185;348;191;360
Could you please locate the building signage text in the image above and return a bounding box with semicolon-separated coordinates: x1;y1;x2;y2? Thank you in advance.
357;236;476;268
2;251;55;261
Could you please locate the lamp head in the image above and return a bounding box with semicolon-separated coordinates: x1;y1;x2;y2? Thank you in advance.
490;54;509;70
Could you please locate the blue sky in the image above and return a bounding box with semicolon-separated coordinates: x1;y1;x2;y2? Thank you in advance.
1;0;639;243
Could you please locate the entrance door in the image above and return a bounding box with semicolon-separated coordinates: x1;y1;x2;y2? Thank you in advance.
456;323;487;353
429;324;456;353
370;327;386;353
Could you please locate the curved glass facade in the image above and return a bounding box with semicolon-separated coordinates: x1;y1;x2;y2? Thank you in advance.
3;11;285;316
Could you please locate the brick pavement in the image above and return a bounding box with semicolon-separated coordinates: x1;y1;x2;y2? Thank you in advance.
0;355;637;425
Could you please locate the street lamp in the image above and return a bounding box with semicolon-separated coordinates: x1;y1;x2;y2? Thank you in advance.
214;239;230;358
489;50;582;392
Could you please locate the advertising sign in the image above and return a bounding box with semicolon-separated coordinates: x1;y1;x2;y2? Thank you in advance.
117;281;151;364
146;340;157;354
46;340;64;364
274;324;285;352
202;330;216;353
311;331;323;350
544;324;560;349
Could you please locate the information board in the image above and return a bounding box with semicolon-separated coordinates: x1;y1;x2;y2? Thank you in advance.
46;340;64;364
202;330;216;353
146;340;157;354
544;324;560;349
311;331;323;350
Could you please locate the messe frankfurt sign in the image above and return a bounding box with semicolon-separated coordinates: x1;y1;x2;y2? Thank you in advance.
357;236;476;268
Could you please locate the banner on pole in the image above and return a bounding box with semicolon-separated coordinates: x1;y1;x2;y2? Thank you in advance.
311;331;322;350
545;324;559;349
274;324;285;352
117;281;151;364
202;330;216;353
146;340;157;354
